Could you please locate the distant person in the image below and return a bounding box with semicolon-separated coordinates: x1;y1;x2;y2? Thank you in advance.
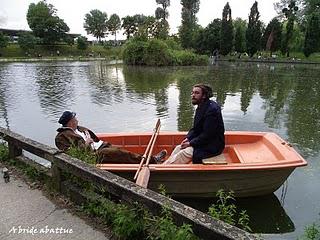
212;49;219;62
164;84;225;164
55;111;167;164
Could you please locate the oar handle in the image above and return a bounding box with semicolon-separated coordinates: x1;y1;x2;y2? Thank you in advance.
145;123;161;166
133;119;160;180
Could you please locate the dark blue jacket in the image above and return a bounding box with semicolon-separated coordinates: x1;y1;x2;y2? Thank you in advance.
187;100;225;163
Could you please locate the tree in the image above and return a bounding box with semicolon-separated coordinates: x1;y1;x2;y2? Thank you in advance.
246;1;262;57
122;16;138;39
0;32;9;49
179;0;200;49
234;18;247;53
18;32;38;52
274;0;304;21
281;1;299;56
84;9;108;42
27;1;69;44
77;36;88;50
107;14;121;43
194;19;221;54
262;18;282;55
155;0;170;39
304;11;320;57
220;2;234;55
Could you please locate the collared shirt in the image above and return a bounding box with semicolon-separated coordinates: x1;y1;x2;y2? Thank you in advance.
74;129;103;150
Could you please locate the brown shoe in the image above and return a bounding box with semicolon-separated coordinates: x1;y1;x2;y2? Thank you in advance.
153;150;167;164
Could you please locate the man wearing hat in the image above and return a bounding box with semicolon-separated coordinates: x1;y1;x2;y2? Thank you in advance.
55;111;166;164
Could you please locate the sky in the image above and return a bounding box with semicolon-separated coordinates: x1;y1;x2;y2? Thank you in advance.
0;0;279;40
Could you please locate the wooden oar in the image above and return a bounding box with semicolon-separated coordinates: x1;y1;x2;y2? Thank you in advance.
133;119;160;180
136;120;161;188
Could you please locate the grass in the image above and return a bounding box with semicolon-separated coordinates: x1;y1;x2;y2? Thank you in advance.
0;43;122;59
208;189;251;232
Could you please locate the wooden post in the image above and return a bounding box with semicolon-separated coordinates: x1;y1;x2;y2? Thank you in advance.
8;141;22;158
51;162;61;192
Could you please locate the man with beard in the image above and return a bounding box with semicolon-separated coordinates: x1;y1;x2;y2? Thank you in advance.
164;84;225;164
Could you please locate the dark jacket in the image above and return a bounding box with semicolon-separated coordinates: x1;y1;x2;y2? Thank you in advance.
187;100;225;163
55;126;101;151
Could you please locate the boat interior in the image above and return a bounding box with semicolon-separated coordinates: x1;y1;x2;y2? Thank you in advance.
97;131;302;166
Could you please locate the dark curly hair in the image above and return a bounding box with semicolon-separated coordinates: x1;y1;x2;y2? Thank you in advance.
193;84;213;100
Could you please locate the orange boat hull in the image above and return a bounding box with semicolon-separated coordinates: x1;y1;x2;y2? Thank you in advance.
96;131;307;197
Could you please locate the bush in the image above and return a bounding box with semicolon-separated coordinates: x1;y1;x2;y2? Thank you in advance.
173;50;208;66
77;36;88;50
0;32;9;49
18;32;38;52
122;38;208;66
143;39;173;66
122;39;147;65
208;190;251;232
0;143;9;162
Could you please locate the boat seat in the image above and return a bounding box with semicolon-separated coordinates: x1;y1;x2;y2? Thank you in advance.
202;153;227;165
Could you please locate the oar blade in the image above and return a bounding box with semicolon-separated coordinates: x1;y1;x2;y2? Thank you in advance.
136;166;150;188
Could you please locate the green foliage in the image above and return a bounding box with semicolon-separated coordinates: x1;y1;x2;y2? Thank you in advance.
0;32;9;49
262;18;282;53
82;198;117;224
84;9;108;42
220;3;234;55
122;39;148;65
122;37;208;66
172;49;208;65
18;32;38;51
107;14;121;42
66;145;97;164
246;1;262;57
304;11;320;57
281;1;300;57
149;207;196;240
143;39;173;66
194;19;221;54
113;204;147;239
0;142;9;161
234;18;247;53
299;222;320;240
122;15;139;39
77;36;89;50
179;0;200;49
154;0;170;39
208;190;251;232
26;1;69;44
164;37;182;50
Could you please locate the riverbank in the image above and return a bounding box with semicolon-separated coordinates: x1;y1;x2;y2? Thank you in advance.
1;56;319;65
0;57;123;63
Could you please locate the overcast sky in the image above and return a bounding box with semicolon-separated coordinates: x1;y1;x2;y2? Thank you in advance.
0;0;279;40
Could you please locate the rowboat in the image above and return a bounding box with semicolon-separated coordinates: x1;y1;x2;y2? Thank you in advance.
96;131;307;198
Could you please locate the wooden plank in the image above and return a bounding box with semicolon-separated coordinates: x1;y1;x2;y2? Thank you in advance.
0;127;60;162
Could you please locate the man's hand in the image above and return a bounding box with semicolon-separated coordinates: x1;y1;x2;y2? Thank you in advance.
84;131;94;145
180;138;190;149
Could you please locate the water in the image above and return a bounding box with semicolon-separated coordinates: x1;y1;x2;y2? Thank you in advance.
0;61;319;238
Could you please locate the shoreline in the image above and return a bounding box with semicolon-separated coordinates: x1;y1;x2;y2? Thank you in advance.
0;56;319;65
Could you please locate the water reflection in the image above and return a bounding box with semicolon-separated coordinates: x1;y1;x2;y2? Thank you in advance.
176;193;295;234
0;61;320;238
123;66;173;118
34;63;75;118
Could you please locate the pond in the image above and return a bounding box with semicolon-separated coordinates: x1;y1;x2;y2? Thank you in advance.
0;61;319;239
